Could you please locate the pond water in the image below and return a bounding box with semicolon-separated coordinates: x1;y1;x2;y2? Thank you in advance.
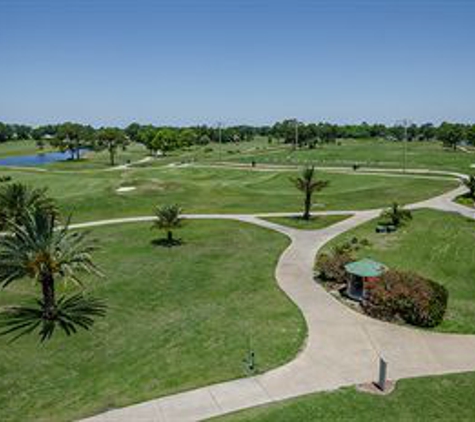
0;150;87;167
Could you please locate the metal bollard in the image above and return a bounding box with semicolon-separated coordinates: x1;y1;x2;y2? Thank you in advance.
378;357;387;391
250;351;256;370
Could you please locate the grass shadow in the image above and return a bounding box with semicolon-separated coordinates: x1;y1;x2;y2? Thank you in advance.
151;238;184;248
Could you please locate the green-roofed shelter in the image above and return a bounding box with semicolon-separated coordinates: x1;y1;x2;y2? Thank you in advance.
344;258;387;301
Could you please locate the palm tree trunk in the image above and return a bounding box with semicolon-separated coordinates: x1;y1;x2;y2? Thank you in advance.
40;272;56;320
109;147;115;166
303;190;312;220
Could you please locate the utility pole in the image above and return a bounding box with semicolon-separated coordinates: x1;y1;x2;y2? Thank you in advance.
294;119;299;150
397;119;411;173
217;122;223;162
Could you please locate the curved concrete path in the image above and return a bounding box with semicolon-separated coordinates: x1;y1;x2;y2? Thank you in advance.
78;184;475;422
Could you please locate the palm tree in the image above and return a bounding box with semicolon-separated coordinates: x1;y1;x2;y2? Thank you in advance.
292;166;329;220
380;203;412;228
0;209;106;342
0;183;56;230
153;204;183;244
463;175;475;199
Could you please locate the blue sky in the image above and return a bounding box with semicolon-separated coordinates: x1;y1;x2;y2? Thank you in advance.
0;0;474;126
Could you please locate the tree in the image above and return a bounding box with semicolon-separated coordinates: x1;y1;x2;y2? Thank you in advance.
125;122;142;143
138;126;158;155
380;203;412;228
0;122;13;143
437;122;465;151
419;123;437;141
54;122;92;160
152;128;179;155
0;209;106;341
0;183;56;230
198;134;211;145
153;204;183;245
12;124;32;140
177;128;197;147
32;124;58;140
463;175;475;199
96;127;128;166
466;125;475;146
292;166;329;220
316;123;338;144
36;138;46;151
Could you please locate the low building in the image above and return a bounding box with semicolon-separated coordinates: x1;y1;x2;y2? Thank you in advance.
344;258;387;301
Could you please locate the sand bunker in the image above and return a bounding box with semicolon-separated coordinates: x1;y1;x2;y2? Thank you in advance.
116;186;136;193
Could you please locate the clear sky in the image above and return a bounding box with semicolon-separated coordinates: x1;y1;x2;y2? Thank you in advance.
0;0;474;127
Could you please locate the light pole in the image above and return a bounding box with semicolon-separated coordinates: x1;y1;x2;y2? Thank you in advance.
396;119;411;173
217;122;223;162
294;119;299;151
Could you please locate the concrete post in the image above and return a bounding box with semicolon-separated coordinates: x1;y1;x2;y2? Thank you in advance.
378;357;388;391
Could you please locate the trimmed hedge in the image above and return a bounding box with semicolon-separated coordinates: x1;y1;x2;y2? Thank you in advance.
363;270;448;328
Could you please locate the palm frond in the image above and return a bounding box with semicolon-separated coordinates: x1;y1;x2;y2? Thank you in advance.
292;166;329;193
0;294;107;342
0;183;57;230
153;204;183;231
0;208;102;288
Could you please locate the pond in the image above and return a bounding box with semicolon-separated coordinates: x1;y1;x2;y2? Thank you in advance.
0;150;87;167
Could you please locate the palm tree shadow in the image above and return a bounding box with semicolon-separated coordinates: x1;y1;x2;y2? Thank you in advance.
151;238;184;248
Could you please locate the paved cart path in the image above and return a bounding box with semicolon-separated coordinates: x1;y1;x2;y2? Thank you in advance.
77;183;475;422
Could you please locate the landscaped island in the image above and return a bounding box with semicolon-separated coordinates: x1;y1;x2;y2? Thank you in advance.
317;209;475;334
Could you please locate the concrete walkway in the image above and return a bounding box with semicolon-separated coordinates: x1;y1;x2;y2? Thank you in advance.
79;185;475;422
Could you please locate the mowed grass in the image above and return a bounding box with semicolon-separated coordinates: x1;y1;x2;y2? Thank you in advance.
218;372;475;422
320;209;475;334
0;166;457;222
230;138;475;173
263;215;350;230
0;140;149;169
46;142;149;170
0;220;304;422
0;138;281;169
0;139;55;157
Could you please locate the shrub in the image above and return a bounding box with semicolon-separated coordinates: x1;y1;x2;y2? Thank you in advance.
363;270;448;328
379;203;412;228
0;176;12;183
316;237;369;283
316;249;353;283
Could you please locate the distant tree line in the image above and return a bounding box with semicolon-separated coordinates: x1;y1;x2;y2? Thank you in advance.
1;120;475;157
270;120;475;150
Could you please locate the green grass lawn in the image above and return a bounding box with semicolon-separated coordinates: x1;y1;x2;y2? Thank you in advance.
218;372;475;422
0;139;55;157
0;140;149;169
456;193;475;208
3;138;474;174
0;220;305;422
0;137;283;169
0;166;457;223
263;215;350;230
320;209;475;334
229;138;475;173
45;142;149;170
